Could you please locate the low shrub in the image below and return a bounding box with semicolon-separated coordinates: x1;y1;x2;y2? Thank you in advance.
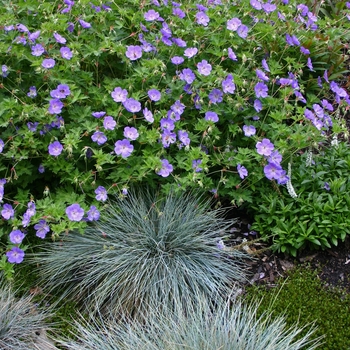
33;190;249;317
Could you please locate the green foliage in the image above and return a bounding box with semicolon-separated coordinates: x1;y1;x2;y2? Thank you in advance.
33;190;249;318
252;141;350;256
245;267;350;350
58;295;321;350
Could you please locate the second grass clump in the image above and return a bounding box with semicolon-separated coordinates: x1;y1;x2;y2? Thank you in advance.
35;190;249;317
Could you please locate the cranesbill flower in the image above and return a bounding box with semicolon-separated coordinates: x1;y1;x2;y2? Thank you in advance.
294;91;306;103
157;159;173;177
123;126;139;140
28;30;40;41
268;150;282;164
0;179;5;202
161;22;172;37
254;99;262;112
262;2;276;12
125;45;142;60
160;118;175;131
254;82;268;98
27;86;37;98
262;59;270;72
50;84;70;99
66;203;84;221
227;17;241;31
205;111;219;122
228;48;238;61
48;141;63;156
42;58;55;69
184;47;198;58
27;201;36;216
60;46;73;60
162;36;173;46
172;38;187;47
6;247;24;264
196;11;209;26
1;204;14;220
256;69;269;81
34;220;50;238
178;130;190;147
256;138;274;156
67;22;74;32
330;81;348;98
148;89;161;101
237;164;248;179
22;212;31;227
87;205;100;221
170;100;185;115
9;229;25;244
114;139;134;158
180;68;195;84
144;9;160;21
143;107;154;122
250;0;262;10
209;89;223;104
171;56;184;65
111;87;128;102
48;99;63;114
38;164;45;173
222;74;235;94
243;125;256;137
307;57;314;71
92;111;106;118
173;7;185;18
79;19;91;28
91;131;107;145
0;139;3;153
192;159;202;172
16;23;28;32
95;186;108;201
53;32;66;44
264;162;283;180
197;59;212;76
313;104;324;118
103;116;116;130
285;34;294;46
31;44;45;56
2;65;9;78
322;99;334;111
300;46;310;55
237;24;249;38
161;129;176;148
123;98;141;113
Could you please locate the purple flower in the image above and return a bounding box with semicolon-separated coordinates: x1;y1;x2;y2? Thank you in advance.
237;24;249;38
170;100;185;115
123;98;141;113
79;19;91;28
330;82;348;98
114;139;134;158
228;48;238;61
87;205;100;221
307;57;314;71
42;58;55;69
227;17;241;31
322;99;333;112
256;69;269;81
157;159;173;177
209;89;223;104
34;220;50;239
50;84;70;99
262;59;270;72
27;201;36;216
294;91;306;103
161;130;176;148
324;182;330;191
111;87;128;102
95;186;108;201
160;118;175;131
292;35;300;46
9;229;25;244
1;204;14;220
285;34;294;46
38;164;45;173
254;99;262;112
196;11;209;26
103;116;116;130
144;9;160;21
92;111;106;118
91;131;107;145
143;107;154;122
264;162;283;180
6;247;25;264
237;164;248;179
243;125;256;137
27;86;37;98
262;3;276;13
31;44;45;56
222;74;236;94
268;150;282;164
197;60;212;76
205;111;219;122
16;23;29;32
60;46;73;60
256;138;274;156
172;38;187;47
66;203;85;221
0;179;6;201
180;68;196;84
148;89;161;101
250;0;262;10
53;32;66;44
123;126;139;140
184;47;198;58
192;159;203;172
125;45;142;60
300;46;310;55
48;141;63;156
173;7;185;18
0;139;4;153
171;56;184;65
178;130;190;147
22;212;31;227
254;82;268;98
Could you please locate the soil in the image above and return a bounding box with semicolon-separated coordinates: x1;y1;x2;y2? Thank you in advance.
227;215;350;293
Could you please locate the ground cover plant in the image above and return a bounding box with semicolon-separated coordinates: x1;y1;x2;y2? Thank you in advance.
1;0;350;275
33;190;249;318
58;295;322;350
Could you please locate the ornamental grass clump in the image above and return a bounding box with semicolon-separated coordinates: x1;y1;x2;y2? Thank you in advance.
35;190;249;317
59;296;322;350
0;278;57;350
